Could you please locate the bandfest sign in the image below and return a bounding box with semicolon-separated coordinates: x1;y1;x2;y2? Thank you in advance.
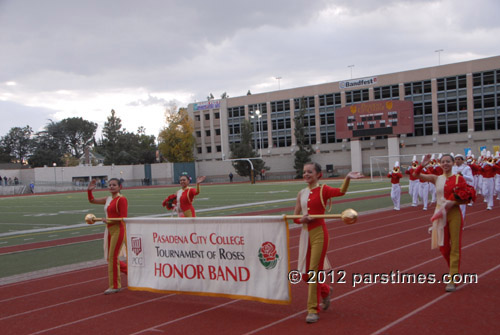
193;100;221;111
125;216;291;304
339;76;378;89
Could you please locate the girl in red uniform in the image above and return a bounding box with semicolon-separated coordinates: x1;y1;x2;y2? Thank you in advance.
294;162;362;323
414;154;475;292
163;174;206;217
88;178;128;294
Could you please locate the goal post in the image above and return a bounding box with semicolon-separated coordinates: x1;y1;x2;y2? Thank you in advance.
369;153;442;182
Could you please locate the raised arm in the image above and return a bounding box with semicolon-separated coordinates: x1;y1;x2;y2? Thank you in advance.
87;179;107;205
195;176;206;194
340;171;363;194
413;154;438;184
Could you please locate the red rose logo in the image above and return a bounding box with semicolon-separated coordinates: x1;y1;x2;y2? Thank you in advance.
258;241;279;269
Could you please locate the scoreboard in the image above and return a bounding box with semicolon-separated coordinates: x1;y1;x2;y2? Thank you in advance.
334;100;414;139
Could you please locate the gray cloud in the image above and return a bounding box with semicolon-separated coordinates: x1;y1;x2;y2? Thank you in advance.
1;0;499;137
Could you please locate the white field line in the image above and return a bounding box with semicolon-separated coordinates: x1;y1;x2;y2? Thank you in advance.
0;186;392;238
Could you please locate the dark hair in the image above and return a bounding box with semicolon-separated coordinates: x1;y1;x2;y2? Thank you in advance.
304;162;322;177
440;154;455;162
108;177;122;186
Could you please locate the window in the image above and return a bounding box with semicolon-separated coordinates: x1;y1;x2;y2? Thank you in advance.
197;147;202;154
214;112;220;119
215;129;221;136
205;130;211;136
196;131;201;137
205;113;210;120
216;145;221;152
405;80;434;136
195;115;201;121
206;146;212;153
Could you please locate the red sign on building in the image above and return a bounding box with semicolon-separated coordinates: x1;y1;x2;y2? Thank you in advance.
335;100;414;139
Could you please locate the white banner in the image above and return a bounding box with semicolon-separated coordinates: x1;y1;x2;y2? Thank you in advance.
125;216;291;304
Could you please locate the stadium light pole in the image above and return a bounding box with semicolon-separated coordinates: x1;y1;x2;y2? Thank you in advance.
348;65;354;79
275;76;282;90
435;49;444;65
250;110;263;157
52;162;57;185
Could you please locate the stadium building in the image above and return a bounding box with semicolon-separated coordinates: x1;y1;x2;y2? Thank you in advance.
188;55;500;179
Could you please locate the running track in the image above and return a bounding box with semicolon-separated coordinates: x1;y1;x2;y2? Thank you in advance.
1;200;499;334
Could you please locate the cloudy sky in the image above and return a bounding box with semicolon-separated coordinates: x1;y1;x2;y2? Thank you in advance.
1;0;499;139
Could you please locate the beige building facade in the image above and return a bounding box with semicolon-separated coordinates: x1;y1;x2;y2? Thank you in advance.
188;56;500;178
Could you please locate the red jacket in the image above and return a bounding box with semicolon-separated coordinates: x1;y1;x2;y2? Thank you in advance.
387;172;403;184
297;184;345;231
406;166;419;181
481;163;499;178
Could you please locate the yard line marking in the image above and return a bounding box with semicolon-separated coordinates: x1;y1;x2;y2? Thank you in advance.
0;186;389;238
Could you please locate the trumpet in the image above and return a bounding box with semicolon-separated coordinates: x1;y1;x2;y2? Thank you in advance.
284;208;358;225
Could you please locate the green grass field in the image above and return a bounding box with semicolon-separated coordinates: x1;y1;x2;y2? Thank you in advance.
0;179;411;278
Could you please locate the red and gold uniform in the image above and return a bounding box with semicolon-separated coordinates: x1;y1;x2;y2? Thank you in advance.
163;183;201;217
104;195;128;290
294;179;350;315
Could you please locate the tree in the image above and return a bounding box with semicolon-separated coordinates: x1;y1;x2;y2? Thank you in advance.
28;130;65;167
97;109;124;165
230;120;266;181
46;117;97;158
0;143;12;163
0;126;33;163
293;97;315;178
95;111;158;165
221;92;229;99
207;93;214;101
158;107;195;162
246;90;252;96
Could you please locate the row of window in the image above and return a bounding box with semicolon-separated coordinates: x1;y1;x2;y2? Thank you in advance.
218;70;500;150
194;111;220;121
196;129;221;137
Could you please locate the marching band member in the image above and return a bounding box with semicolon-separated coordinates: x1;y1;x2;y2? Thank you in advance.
468;154;480;198
418;155;431;211
406;156;420;207
452;153;474;225
414;154;476;292
88;178;128;294
478;149;487;195
293;162;362;323
163;173;206;217
494;152;500;200
387;161;403;210
481;151;498;210
428;154;437;203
